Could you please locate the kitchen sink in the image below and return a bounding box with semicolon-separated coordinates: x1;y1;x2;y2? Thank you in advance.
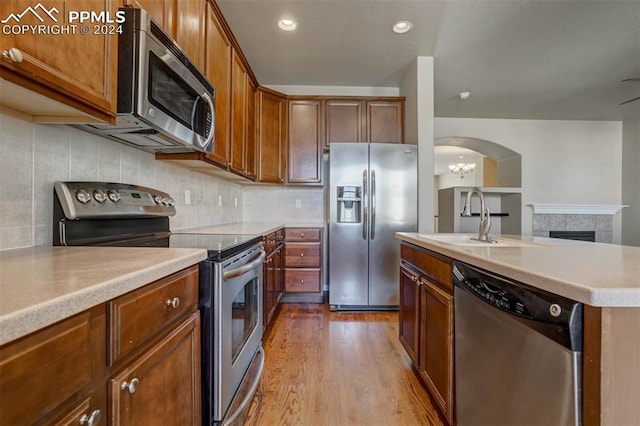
416;234;546;248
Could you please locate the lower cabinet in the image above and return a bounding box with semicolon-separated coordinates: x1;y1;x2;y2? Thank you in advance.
263;228;284;330
284;227;323;294
399;243;454;424
0;265;201;425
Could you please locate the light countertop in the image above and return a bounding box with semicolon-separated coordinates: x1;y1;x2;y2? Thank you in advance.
396;233;640;307
176;221;325;236
0;246;207;346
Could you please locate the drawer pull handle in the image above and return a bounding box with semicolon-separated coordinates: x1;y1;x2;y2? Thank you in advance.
79;409;102;426
166;297;180;309
2;48;23;63
121;378;139;394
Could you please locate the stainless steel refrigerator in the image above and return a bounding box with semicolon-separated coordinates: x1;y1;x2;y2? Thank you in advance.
329;143;418;310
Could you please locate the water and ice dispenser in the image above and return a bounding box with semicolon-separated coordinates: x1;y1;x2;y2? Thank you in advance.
337;186;362;223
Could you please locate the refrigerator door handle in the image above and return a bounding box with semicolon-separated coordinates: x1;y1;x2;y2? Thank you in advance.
371;169;376;240
363;169;368;240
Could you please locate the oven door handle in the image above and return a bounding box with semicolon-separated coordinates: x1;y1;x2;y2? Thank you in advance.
223;250;266;280
223;345;265;426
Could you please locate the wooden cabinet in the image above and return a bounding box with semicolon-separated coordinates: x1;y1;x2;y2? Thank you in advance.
229;50;257;180
109;312;201;425
0;307;106;425
257;89;287;184
324;98;405;147
203;1;231;167
124;0;173;33
263;229;284;330
245;79;258;180
0;0;118;121
366;101;404;143
399;243;454;424
284;227;323;293
0;266;200;425
325;100;364;147
173;0;205;70
287;100;323;185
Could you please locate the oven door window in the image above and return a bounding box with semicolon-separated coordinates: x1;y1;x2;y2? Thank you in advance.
231;276;259;362
148;52;208;137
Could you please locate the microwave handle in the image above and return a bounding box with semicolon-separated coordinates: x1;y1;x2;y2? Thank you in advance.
198;92;215;150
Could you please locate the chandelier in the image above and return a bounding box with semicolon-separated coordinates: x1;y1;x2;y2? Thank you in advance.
448;158;476;179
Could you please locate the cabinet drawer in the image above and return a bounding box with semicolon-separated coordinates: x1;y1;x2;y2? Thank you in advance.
285;228;321;242
401;244;452;291
0;308;104;425
284;242;321;267
285;269;321;292
108;266;199;365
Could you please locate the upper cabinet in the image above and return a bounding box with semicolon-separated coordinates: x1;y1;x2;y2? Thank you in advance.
0;0;118;122
287;99;323;185
173;0;205;71
257;89;287;184
203;1;231;168
324;98;405;148
245;79;257;180
124;0;173;32
230;51;247;176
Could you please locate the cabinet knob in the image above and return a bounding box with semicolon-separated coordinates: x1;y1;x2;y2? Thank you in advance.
2;48;23;64
300;279;304;284
121;377;140;394
166;297;180;309
300;233;305;238
300;253;305;257
79;409;102;426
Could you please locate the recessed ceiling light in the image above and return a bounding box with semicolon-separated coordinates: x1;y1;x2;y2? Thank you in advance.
279;18;297;31
459;91;471;100
392;21;412;34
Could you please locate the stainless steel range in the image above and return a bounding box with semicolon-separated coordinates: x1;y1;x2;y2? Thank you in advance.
53;181;264;426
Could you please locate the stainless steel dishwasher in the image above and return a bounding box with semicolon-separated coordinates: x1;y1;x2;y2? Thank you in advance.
452;261;583;426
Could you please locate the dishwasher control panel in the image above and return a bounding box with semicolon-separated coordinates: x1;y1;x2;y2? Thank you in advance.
458;275;533;318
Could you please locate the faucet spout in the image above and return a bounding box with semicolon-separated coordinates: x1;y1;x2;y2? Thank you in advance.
461;187;496;243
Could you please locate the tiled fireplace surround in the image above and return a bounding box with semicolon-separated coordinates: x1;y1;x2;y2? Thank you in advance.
532;214;613;243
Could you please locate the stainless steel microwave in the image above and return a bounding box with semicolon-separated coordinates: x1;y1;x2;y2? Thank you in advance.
77;8;215;154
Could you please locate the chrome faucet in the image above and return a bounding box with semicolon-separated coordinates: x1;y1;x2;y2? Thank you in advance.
461;187;497;243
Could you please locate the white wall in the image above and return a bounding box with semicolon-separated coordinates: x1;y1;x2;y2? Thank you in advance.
622;119;640;246
435;118;623;238
401;57;435;233
0;108;243;250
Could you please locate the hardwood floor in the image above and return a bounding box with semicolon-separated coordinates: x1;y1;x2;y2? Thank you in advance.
245;304;445;426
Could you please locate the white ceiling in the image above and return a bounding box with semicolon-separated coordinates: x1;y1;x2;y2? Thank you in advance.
217;0;640;121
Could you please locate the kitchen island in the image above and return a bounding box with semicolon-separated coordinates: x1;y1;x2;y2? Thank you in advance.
396;232;640;426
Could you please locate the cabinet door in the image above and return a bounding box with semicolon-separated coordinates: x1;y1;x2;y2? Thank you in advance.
110;312;201;426
274;245;284;302
258;90;286;183
0;0;118;119
230;51;247;175
203;2;231;168
245;80;257;180
288;100;323;184
173;0;204;70
366;101;404;143
263;250;277;328
399;265;420;363
325;100;364;147
419;278;454;424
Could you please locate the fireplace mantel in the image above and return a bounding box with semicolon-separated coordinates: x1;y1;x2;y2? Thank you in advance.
527;204;628;215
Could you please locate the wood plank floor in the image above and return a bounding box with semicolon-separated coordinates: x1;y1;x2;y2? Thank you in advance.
245;304;445;426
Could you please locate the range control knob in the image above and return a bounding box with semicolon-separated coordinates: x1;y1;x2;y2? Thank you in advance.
108;190;121;202
93;189;107;203
161;197;169;205
153;195;163;204
167;198;176;206
76;189;91;204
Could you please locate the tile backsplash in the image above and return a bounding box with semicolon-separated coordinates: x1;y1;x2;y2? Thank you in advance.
242;185;324;223
0;109;243;249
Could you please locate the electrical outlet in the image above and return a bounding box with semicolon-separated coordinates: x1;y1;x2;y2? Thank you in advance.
234;197;238;207
295;199;302;208
218;195;223;207
184;190;191;205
